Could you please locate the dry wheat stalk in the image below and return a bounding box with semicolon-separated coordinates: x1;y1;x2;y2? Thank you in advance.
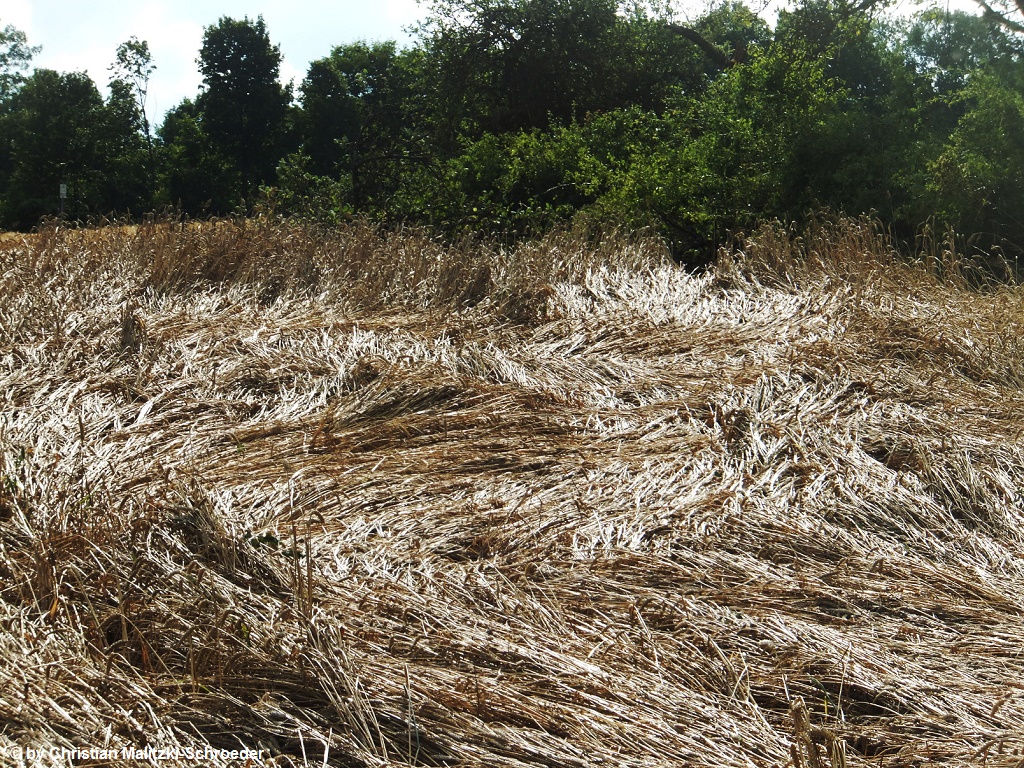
1;217;1023;766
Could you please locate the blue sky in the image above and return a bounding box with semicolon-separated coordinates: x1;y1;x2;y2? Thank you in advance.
5;0;979;127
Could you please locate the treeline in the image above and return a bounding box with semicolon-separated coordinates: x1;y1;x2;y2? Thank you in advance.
2;0;1024;262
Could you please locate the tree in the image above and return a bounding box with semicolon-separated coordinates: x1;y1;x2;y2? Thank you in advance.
110;37;156;199
1;69;106;226
970;0;1024;34
100;79;150;213
299;54;360;178
928;74;1024;258
0;22;37;201
298;42;428;209
156;99;239;214
196;16;291;201
904;9;1024;96
671;1;772;74
419;0;700;142
0;22;39;100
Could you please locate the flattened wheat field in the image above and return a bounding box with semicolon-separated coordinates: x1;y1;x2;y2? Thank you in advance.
2;217;1023;767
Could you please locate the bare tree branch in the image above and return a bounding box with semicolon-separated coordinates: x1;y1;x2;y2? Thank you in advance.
666;24;734;70
667;0;886;72
972;0;1024;34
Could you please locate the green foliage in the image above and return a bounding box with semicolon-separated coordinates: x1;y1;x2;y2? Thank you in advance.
265;151;351;225
298;54;360;178
694;1;772;75
298;42;429;210
905;9;1024;94
928;74;1024;249
967;0;1024;35
404;0;948;259
443;127;596;232
156;99;239;214
419;0;701;141
110;37;156;200
0;69;150;227
0;22;39;100
1;0;1024;272
99;79;150;212
579;45;848;256
110;37;155;110
197;16;291;201
375;0;1023;262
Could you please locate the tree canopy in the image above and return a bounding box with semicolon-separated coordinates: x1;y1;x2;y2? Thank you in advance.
1;2;1023;267
196;16;291;201
972;0;1024;33
0;22;39;100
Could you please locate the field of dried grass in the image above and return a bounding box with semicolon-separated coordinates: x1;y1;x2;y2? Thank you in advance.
1;217;1023;767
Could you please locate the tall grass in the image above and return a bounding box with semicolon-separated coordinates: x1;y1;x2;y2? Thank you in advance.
1;215;1023;766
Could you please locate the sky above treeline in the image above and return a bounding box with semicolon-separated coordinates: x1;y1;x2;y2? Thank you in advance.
4;0;423;122
5;0;979;126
